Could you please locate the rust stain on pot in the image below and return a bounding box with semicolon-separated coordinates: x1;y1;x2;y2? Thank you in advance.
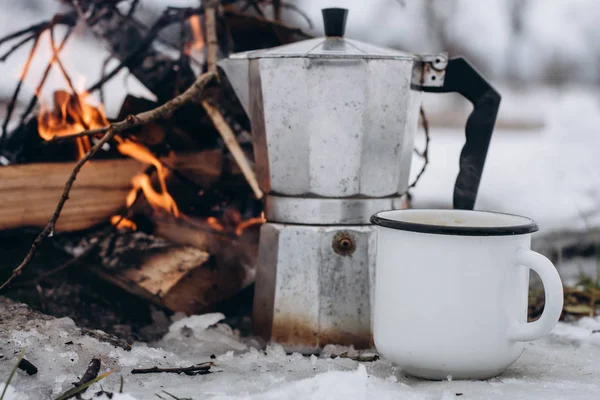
332;231;356;256
270;315;373;351
271;315;319;350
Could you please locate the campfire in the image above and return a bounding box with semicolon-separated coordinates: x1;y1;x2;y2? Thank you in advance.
0;0;305;336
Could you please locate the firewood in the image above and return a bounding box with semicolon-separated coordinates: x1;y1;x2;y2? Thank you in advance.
0;158;143;232
88;229;256;315
0;151;224;233
152;213;259;310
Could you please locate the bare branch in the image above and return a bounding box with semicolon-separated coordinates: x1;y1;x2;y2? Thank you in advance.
0;33;36;62
0;71;217;291
205;1;219;76
0;12;76;46
0;34;43;147
405;106;430;192
19;27;74;125
84;6;203;95
202;100;263;200
281;2;313;29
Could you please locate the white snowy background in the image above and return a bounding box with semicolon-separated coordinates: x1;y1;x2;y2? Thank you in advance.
2;0;600;399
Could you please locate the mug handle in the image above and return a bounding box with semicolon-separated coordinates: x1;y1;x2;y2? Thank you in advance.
507;248;564;342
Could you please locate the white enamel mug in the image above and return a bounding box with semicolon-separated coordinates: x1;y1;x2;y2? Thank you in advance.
370;209;564;380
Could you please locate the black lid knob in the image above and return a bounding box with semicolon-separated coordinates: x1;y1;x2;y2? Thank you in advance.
322;8;348;37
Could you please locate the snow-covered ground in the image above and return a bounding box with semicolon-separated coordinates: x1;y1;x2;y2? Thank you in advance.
2;300;600;400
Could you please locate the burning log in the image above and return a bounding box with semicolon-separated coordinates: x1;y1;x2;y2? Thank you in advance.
0;150;227;233
0;158;143;232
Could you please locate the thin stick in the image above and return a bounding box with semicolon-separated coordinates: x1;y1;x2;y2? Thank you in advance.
281;2;313;29
48;28;90;134
127;0;141;18
0;22;46;46
19;27;74;125
49;29;79;98
47;71;216;144
0;71;217;291
0;33;36;62
201;100;263;199
273;0;282;21
85;6;204;94
205;1;219;76
406;106;430;191
131;362;213;375
0;12;76;47
73;358;101;394
99;55;112;105
0;34;42;146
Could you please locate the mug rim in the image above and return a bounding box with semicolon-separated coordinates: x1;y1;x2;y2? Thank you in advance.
370;209;539;236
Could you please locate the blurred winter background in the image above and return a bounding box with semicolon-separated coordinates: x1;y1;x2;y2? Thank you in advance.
1;0;600;279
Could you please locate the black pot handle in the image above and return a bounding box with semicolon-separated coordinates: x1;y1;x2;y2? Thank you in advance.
421;57;501;210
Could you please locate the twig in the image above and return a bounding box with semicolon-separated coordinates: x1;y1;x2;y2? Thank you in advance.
241;0;265;16
0;22;47;46
48;29;78;96
201;100;263;199
19;27;74;125
405;106;430;192
29;224;116;285
273;0;282;20
48;71;216;144
281;2;313;28
0;34;42;148
73;358;101;393
17;358;38;375
0;71;216;291
85;6;204;94
0;12;76;47
131;362;213;375
0;33;36;62
99;55;113;105
160;391;192;400
205;1;219;76
0;127;117;291
127;0;141;18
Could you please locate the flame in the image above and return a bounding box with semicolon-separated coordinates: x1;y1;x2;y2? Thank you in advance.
185;15;205;56
37;90;107;159
38;88;181;220
110;216;137;231
235;212;266;236
117;139;180;217
207;216;225;232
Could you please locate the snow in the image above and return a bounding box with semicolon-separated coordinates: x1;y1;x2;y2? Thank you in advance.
2;298;600;400
0;383;30;400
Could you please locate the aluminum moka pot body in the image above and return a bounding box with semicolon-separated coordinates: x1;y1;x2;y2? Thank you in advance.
222;40;422;200
250;51;421;199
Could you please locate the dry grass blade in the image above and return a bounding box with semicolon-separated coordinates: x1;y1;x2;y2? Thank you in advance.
53;370;114;400
0;349;25;400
